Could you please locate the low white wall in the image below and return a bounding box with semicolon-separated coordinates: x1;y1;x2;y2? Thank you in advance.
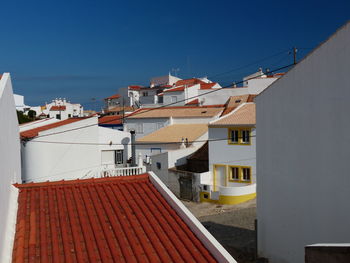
219;184;256;196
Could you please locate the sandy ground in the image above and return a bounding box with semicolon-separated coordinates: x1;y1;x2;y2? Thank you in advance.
182;199;258;263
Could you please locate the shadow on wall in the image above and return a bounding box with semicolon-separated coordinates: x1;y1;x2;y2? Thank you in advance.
201;221;256;263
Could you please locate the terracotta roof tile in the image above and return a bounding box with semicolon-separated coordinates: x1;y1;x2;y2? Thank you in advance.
105;106;135;113
50;105;66;111
221;95;251;116
12;174;217;263
200;83;217;90
210;103;256;126
127;107;223;119
128;85;143;90
99;115;123;125
185;99;199;105
137;124;208;143
20;118;87;139
175;78;206;86
105;93;121;100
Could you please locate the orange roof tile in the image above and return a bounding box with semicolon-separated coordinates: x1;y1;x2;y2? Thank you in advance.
220;95;251;116
127;107;223;119
210;103;256;126
50;105;66;111
12;174;217;263
105;93;121;100
137;124;208;143
99;115;123;125
105;106;135;113
128;85;143;90
200;83;217;90
20;118;87;139
185;99;199;105
175;78;205;86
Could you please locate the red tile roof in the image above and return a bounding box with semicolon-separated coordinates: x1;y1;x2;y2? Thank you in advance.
99;115;123;125
50;105;66;111
175;78;205;86
20;118;86;139
186;99;199;105
128;85;143;90
200;83;217;90
105;93;121;100
12;174;217;263
163;86;187;92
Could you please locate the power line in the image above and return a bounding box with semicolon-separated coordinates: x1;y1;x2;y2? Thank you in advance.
208;49;291;79
30;63;293;140
26;134;257;146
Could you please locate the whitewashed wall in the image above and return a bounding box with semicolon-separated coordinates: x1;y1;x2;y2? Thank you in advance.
163;90;186;106
200;88;249;105
208;127;256;185
98;127;131;165
22;117;100;182
0;73;21;262
124;118;171;138
256;22;350;263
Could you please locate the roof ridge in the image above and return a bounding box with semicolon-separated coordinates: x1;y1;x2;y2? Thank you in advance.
14;174;149;188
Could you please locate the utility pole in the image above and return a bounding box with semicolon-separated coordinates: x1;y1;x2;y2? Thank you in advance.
293;47;298;65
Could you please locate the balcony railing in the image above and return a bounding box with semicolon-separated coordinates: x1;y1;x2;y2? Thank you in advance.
85;165;146;179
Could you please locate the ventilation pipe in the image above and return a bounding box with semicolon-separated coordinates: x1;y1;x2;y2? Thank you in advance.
130;130;136;167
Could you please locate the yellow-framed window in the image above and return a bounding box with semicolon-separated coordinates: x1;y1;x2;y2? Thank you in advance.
228;166;252;183
228;128;252;145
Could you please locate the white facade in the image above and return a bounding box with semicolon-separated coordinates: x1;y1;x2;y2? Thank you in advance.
28;98;84;120
0;73;21;262
256;22;350;263
125;115;220;140
21;117;132;182
14;94;29;111
150;73;181;87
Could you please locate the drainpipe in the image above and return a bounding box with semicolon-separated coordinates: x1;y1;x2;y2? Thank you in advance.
130;130;136;167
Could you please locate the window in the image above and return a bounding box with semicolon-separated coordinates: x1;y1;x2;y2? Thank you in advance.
156;162;161;170
203;193;209;199
228;166;252;183
68;114;72;118
242;130;250;144
56;114;61;120
115;150;123;164
230;167;239;181
203;185;208;191
143;92;148;97
242;168;251;181
230;130;239;144
228;128;252;145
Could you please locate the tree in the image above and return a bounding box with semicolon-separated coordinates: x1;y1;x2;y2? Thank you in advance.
16;110;32;124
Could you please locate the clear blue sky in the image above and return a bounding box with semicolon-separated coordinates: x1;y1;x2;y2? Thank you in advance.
1;0;349;110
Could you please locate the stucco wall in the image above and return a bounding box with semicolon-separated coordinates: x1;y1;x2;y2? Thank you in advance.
256;22;350;263
0;73;21;262
98;127;131;165
22;117;100;182
208;127;256;184
124;118;170;138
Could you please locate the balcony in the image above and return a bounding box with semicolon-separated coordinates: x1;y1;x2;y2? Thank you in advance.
85;165;146;178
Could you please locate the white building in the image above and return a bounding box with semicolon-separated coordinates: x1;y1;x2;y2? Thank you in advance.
28;98;84;120
199;103;256;205
13;94;30;111
20;116;133;183
256;22;350;263
0;73;22;262
124;106;224;139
